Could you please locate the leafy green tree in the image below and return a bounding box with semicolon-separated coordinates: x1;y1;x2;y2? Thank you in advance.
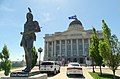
0;53;2;71
89;27;103;74
0;45;12;76
99;20;120;79
31;47;38;69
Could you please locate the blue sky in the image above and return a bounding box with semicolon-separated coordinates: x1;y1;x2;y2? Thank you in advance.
0;0;120;61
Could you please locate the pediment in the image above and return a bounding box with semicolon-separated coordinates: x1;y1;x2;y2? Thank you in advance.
54;29;88;36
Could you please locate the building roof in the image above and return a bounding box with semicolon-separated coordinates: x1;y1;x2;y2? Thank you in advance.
68;18;84;31
69;18;82;26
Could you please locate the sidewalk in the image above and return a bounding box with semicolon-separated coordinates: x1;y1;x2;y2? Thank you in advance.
82;67;93;79
86;66;120;70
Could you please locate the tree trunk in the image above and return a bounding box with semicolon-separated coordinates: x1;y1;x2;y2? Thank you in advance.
112;70;116;79
100;65;102;75
92;61;95;73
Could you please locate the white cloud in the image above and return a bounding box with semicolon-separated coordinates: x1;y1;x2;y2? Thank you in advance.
57;7;61;11
43;12;52;22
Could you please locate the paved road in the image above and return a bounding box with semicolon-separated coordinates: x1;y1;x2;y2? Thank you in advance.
0;66;120;79
0;67;86;79
47;66;120;79
48;67;85;79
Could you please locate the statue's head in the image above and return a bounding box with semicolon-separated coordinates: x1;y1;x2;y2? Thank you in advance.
26;12;33;21
26;7;33;21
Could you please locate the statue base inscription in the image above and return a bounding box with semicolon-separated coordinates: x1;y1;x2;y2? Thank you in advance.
10;69;41;77
2;74;47;79
10;72;29;77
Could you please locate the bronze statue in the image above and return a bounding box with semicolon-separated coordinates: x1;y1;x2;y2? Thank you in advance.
20;7;40;72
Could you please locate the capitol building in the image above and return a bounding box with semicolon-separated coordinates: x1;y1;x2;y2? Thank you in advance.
43;17;103;64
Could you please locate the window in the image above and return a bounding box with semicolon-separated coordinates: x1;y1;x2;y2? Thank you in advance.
48;47;52;51
61;50;65;56
56;46;60;50
78;44;83;49
67;51;71;56
56;40;60;44
73;51;77;56
61;45;65;50
61;40;65;44
67;45;71;50
84;44;89;55
78;44;83;56
73;45;77;50
48;52;51;57
72;39;76;44
41;62;53;65
84;44;89;48
90;39;92;44
84;39;88;43
78;39;82;44
48;41;52;46
67;40;71;44
70;63;79;66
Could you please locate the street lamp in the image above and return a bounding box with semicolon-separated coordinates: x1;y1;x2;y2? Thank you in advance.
22;55;24;66
57;54;60;61
38;47;43;70
22;55;24;62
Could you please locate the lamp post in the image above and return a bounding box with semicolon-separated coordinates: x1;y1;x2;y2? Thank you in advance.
22;55;24;66
38;47;43;70
58;54;60;61
22;55;24;62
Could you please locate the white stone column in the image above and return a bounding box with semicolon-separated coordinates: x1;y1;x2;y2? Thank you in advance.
77;39;79;56
46;41;49;60
54;40;56;57
65;40;67;56
60;40;62;57
44;41;47;61
82;39;84;55
71;39;73;56
51;41;54;58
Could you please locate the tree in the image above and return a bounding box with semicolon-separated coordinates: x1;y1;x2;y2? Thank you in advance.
99;20;120;79
0;53;2;71
89;27;103;74
31;47;38;69
0;45;12;76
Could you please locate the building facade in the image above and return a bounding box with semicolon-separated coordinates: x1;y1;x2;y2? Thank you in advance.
43;17;103;64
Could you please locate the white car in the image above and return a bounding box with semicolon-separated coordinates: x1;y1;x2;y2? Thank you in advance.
66;62;83;76
40;61;60;75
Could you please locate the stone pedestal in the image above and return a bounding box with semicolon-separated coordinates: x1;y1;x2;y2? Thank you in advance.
10;70;42;77
1;74;47;79
1;67;47;79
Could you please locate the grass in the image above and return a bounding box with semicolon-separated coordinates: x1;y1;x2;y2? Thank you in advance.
11;67;23;70
0;67;23;72
89;72;120;79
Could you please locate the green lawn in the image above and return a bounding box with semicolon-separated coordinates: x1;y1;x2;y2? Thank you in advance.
89;72;120;79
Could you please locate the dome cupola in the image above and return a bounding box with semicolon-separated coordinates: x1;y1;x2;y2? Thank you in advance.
69;18;82;26
68;15;84;30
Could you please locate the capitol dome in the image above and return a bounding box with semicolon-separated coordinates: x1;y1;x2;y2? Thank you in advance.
69;18;82;26
68;18;84;30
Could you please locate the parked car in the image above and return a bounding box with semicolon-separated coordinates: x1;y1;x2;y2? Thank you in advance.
39;61;60;75
66;62;83;76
